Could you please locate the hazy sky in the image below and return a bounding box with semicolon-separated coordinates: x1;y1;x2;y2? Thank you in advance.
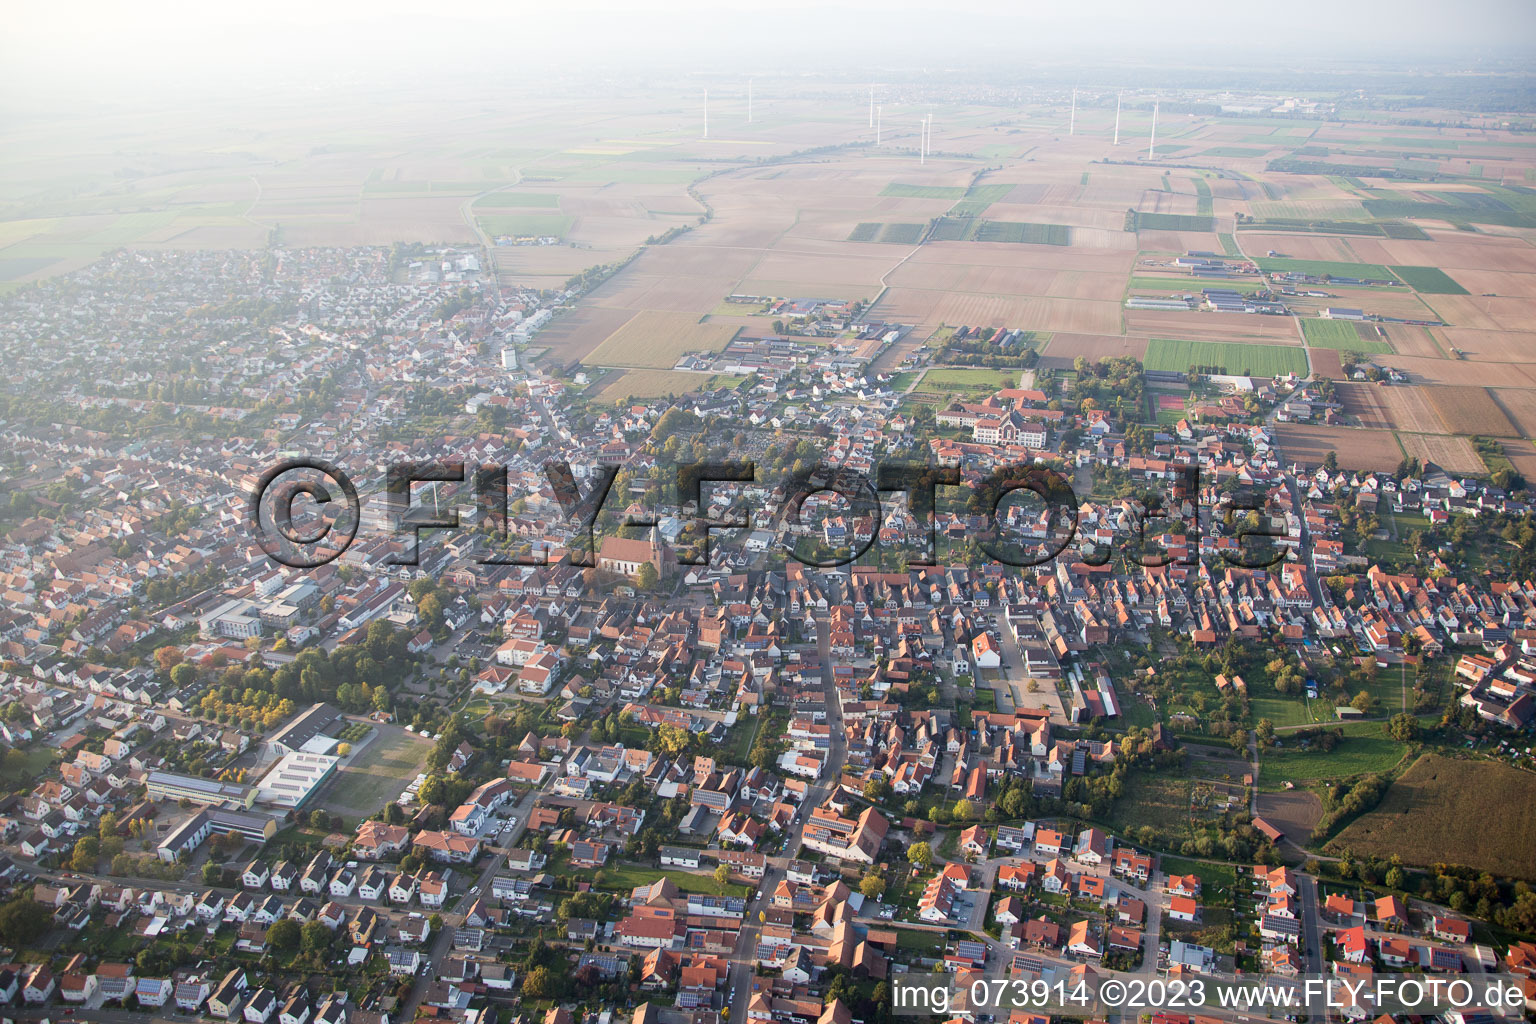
5;0;1534;104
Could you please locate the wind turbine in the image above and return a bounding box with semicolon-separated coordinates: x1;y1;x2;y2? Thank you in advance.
868;85;875;128
748;78;753;124
1113;91;1122;146
876;105;883;145
1069;88;1077;136
1148;99;1159;159
703;88;709;140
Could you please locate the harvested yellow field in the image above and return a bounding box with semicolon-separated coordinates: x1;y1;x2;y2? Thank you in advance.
582;310;739;369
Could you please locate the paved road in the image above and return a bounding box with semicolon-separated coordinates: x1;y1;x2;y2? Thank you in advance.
397;787;540;1020
727;617;847;1024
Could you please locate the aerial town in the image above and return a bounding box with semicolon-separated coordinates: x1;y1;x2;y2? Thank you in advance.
2;14;1536;1024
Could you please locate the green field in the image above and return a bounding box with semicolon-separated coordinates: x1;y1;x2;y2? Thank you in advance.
472;192;562;208
882;183;966;199
1200;147;1270;157
1130;276;1252;294
1256;257;1398;281
1260;722;1409;787
947;184;1015;218
919;368;1020;393
1389;265;1470;294
1144;338;1310;377
591;863;751;898
849;221;927;243
1301;318;1392;353
478;213;575;238
974;221;1071;245
1134;212;1216;232
1328;753;1536;878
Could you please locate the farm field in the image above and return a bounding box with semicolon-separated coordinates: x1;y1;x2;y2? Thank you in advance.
1334;383;1395;430
591;369;730;403
1378;384;1448;434
1421;385;1518;436
582;311;738;368
1255;256;1398;281
1390;265;1469;294
1397;432;1485;475
1124;309;1301;342
1254;790;1324;841
1300;317;1392;353
1143;338;1309;377
1491;389;1536;437
1328;753;1536;878
1437;328;1536;363
477;213;575;238
1273;424;1404;473
1039;333;1149;366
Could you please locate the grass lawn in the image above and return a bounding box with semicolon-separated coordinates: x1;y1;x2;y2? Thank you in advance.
919;368;1019;393
1159;855;1237;895
1250;691;1330;728
894;928;946;954
1144;338;1309;378
591;862;752;899
1260;721;1409;787
316;727;430;818
717;713;763;765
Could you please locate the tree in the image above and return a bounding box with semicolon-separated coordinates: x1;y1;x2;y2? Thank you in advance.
863;776;891;802
714;864;731;892
202;862;224;885
0;896;51;946
859;874;887;901
522;966;562;1000
170;663;197;688
71;836;100;872
1323;450;1339;473
1351;690;1375;714
907;841;933;870
1385;712;1420;742
952;799;976;821
635;563;659;592
301;920;332;954
336;743;352;757
1385;866;1405;890
267;919;301;951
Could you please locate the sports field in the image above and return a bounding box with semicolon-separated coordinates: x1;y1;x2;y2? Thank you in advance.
1144;338;1310;377
316;726;431;820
